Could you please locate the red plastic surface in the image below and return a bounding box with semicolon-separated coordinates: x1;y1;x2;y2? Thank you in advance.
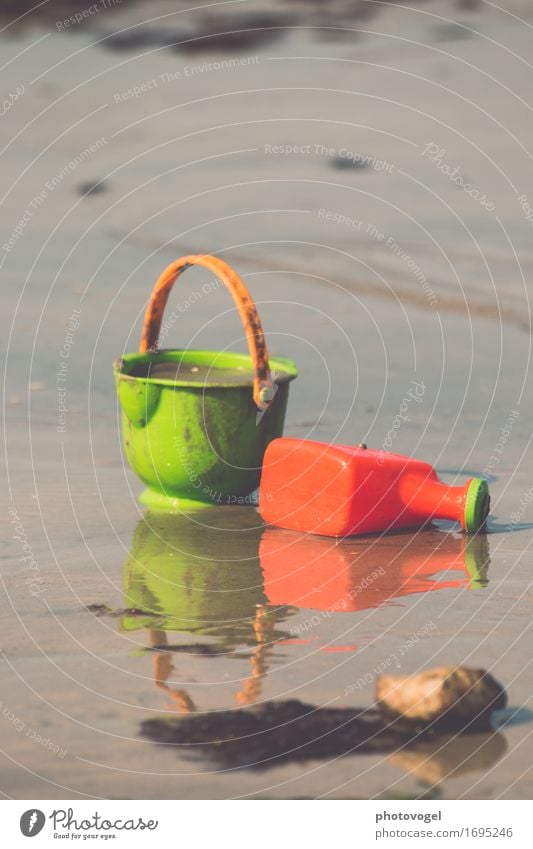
260;529;474;612
259;438;471;537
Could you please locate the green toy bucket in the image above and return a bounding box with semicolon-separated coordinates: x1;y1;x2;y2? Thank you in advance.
114;254;298;510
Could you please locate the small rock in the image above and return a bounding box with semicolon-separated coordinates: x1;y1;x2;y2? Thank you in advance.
376;666;507;730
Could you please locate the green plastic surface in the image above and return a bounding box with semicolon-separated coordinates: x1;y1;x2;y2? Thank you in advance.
114;349;297;509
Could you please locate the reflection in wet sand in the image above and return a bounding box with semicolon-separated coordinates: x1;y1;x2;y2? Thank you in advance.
121;508;293;709
121;507;288;644
109;507;504;780
150;606;278;712
260;527;490;611
140;701;507;776
117;508;490;715
122;510;490;636
388;730;507;787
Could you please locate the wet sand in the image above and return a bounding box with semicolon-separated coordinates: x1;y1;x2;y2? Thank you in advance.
2;0;533;799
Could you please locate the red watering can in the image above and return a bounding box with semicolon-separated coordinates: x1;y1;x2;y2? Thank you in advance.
259;438;489;537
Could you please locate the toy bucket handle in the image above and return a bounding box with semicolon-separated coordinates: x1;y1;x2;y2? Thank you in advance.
140;254;273;410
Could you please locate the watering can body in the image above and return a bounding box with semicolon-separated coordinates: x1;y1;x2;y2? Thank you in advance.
259;438;489;537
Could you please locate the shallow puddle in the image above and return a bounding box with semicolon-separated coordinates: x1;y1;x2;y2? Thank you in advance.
82;507;507;787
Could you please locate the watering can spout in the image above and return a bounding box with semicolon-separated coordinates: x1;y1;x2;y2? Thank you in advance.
114;361;162;428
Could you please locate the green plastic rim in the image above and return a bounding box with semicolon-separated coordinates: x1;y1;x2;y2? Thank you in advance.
463;478;490;532
139;488;213;512
114;349;298;388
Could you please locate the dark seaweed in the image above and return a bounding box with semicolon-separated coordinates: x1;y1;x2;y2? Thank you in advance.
140;698;497;769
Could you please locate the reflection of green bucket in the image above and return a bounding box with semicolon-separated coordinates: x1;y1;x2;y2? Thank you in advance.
114;255;297;510
121;507;290;644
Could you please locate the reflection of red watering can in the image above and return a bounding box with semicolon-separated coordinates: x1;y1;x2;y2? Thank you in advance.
259;438;490;537
260;529;489;612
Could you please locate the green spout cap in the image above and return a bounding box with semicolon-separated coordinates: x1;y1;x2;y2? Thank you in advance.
463;478;490;532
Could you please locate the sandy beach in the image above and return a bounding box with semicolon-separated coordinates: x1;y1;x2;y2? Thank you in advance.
2;0;533;799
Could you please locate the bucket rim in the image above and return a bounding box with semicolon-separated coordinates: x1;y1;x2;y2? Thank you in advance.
113;348;298;389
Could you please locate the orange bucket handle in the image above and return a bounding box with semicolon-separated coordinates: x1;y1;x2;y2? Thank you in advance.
140;254;274;410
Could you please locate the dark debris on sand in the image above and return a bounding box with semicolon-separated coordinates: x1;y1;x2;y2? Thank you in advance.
0;1;140;26
140;697;497;770
0;0;442;46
